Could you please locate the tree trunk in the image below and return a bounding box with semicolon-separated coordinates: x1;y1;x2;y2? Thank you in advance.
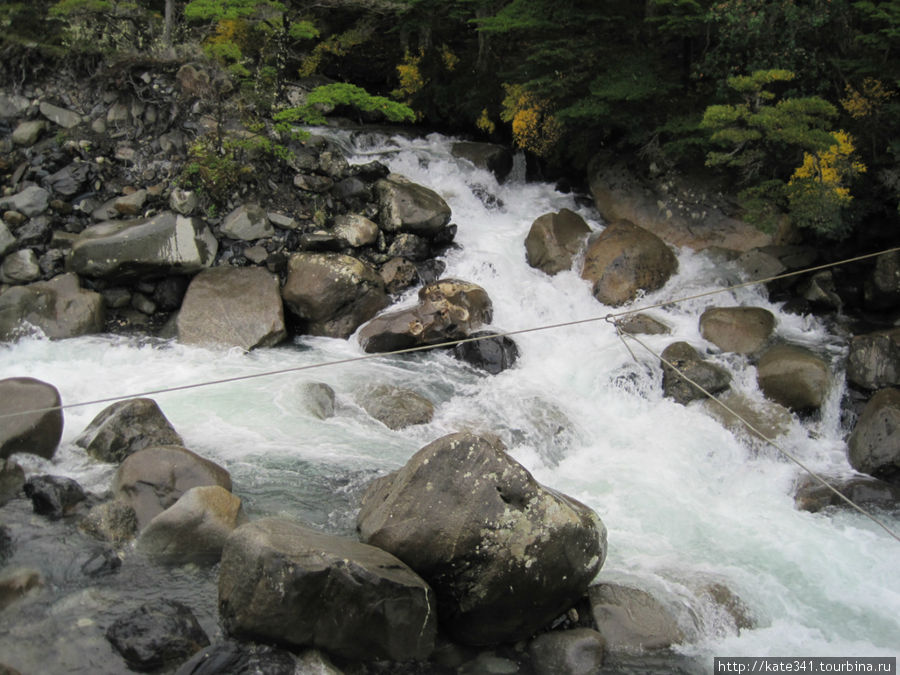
163;0;174;46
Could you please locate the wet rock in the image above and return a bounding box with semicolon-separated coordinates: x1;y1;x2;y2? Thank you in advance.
864;249;900;310
332;176;369;203
735;248;786;280
12;121;46;147
357;431;607;645
0;377;63;460
220;204;273;241
16;217;51;248
847;329;900;390
757;344;829;413
0;273;105;340
525;208;591;276
79;500;138;545
453;330;519;374
113;189;148;217
177;266;286;350
617;313;670;335
0;93;29;118
169;188;198;215
529;628;606;675
0;249;41;285
106;598;210;672
0;222;14;257
701;391;793;441
589;583;686;651
358;278;492;353
387;232;431;261
0;569;43;611
699;306;775;354
282;252;389;339
138;485;247;565
847;387;900;483
357;384;435;430
298;381;335;419
0;186;50;217
800;270;842;311
293;174;333;193
376;174;452;235
380;257;419;294
173;640;305;675
112;445;232;530
68;211;218;281
74;398;183;464
24;475;86;518
794;473;900;512
581;220;677;307
451;141;514;182
218;517;436;661
39;101;81;129
0;459;25;506
660;342;731;405
333;213;378;247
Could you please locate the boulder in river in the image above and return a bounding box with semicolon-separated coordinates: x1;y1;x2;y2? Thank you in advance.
357;431;607;645
699;306;775;354
846;329;900;391
525;208;591;276
660;342;731;405
376;173;452;236
581;220;677;307
756;343;829;413
357;384;435;430
74;398;183;464
0;377;63;460
589;583;687;651
847;387;900;483
218;517;436;661
0;273;104;341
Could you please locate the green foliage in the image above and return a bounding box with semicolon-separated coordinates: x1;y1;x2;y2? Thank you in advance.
48;0;156;54
183;0;284;22
274;84;416;126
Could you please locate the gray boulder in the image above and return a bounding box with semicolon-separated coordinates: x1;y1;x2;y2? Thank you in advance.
0;377;63;460
218;517;436;661
0;249;41;284
795;473;900;512
358;278;492;353
451;141;514;182
581;220;677;306
702;391;793;441
24;474;86;518
757;344;830;413
298;381;336;419
617;313;670;335
699;306;775;354
589;583;686;651
357;384;434;430
661;342;731;405
112;445;232;530
525;208;591;276
0;93;29;118
847;329;900;390
39;101;82;129
74;398;183;464
332;214;379;247
357;431;607;645
864;249;900;310
376;174;452;235
68;212;218;280
282;252;389;339
0;185;50;217
44;162;92;197
529;628;606;675
79;500;138;545
137;485;247;565
12;121;46;147
847;387;900;483
220;204;273;241
177;266;286;350
0;273;104;340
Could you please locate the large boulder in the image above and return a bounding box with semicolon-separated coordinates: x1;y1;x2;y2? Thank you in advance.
451;141;514;182
281;252;389;339
701;391;793;441
112;445;232;530
177;266;286;350
529;628;607;675
864;250;900;310
756;344;830;413
660;342;731;405
357;384;435;430
453;331;519;374
589;583;687;651
220;204;274;241
358;278;492;353
218;517;436;661
0;186;50;217
0;377;63;460
581;220;677;307
73;398;183;464
847;387;900;483
357;432;607;645
525;209;591;276
795;473;900;512
0;273;104;341
67;212;218;280
376;174;452;235
846;329;900;390
699;306;775;354
137;485;247;565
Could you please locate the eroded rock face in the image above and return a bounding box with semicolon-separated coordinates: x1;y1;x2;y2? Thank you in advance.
218;518;436;662
525;209;591;276
0;377;63;460
699;306;775;354
357;431;607;645
847;387;900;483
281;252;389;339
0;273;104;341
581;220;677;307
358;278;492;353
177;266;286;350
68;211;218;280
74;398;183;464
756;344;829;413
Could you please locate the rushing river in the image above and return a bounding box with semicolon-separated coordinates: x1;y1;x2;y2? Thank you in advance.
1;131;897;673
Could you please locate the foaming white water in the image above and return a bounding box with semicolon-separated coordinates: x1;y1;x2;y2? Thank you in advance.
3;130;898;668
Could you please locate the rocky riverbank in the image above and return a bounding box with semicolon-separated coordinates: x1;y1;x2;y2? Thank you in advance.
2;57;900;674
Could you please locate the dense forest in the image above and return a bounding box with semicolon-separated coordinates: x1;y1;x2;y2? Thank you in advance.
3;0;900;243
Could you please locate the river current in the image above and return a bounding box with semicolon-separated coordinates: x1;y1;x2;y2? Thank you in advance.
1;130;897;672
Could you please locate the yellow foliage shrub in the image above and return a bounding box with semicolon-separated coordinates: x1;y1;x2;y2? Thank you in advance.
476;108;495;135
789;130;866;204
500;84;561;157
840;78;895;120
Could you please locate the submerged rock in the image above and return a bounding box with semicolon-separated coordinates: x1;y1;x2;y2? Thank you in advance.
453;330;519;374
23;475;86;518
218;517;436;661
357;431;607;645
589;583;686;651
173;640;306;675
529;628;607;675
660;342;731;405
74;398;183;464
0;377;63;460
357;384;435;430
